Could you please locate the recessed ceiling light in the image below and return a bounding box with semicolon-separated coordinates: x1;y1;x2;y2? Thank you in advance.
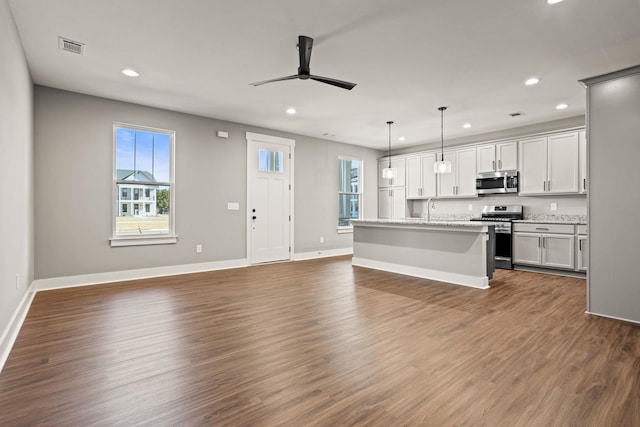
286;107;296;115
556;103;569;110
525;77;540;86
463;123;472;129
121;68;139;77
398;136;406;142
547;0;563;4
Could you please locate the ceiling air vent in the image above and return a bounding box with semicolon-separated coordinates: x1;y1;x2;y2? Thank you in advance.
58;37;85;55
509;111;525;117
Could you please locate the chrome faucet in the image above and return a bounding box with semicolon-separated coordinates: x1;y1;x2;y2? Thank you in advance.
425;198;435;222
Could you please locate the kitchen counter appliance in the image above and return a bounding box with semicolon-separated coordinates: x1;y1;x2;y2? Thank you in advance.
476;170;518;194
470;205;523;269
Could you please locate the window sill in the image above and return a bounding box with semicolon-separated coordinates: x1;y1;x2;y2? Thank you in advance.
110;235;178;247
337;227;354;234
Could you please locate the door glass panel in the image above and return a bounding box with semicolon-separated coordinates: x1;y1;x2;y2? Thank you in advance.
259;149;283;172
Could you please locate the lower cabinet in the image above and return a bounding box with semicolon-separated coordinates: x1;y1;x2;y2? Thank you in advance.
378;187;406;219
513;223;576;270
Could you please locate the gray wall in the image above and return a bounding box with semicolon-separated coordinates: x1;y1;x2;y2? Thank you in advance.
583;66;640;322
34;86;380;279
0;0;34;338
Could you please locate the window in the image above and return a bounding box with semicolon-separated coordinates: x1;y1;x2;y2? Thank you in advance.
338;156;362;230
259;149;283;172
111;123;176;246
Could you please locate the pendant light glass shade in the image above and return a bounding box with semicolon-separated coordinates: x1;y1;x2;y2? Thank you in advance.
382;120;397;179
434;106;452;174
434;159;452;174
382;167;397;179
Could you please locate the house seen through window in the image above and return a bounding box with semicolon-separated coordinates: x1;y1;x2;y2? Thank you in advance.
338;157;362;228
114;124;174;239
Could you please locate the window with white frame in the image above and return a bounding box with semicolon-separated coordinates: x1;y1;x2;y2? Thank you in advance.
338;156;362;229
111;123;175;246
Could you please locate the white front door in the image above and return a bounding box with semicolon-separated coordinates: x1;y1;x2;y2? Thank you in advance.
246;132;294;264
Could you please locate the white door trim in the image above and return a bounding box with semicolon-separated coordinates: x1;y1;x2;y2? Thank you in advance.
246;132;295;264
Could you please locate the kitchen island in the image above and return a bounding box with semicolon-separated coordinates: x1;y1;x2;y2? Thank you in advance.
352;219;496;289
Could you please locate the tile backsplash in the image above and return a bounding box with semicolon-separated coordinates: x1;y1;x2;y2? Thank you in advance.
409;194;587;219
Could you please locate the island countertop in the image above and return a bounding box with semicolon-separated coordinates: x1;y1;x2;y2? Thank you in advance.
352;218;498;229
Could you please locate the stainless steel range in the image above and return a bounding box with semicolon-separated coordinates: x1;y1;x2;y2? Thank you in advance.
470;205;523;270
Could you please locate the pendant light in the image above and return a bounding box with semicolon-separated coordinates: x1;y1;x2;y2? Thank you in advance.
382;120;397;179
434;106;452;174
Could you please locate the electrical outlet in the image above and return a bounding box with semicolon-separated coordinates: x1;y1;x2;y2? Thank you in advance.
468;204;473;211
16;273;19;290
196;244;203;253
320;236;324;243
550;202;558;211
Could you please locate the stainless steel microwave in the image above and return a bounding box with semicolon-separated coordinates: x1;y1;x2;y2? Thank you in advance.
476;170;518;194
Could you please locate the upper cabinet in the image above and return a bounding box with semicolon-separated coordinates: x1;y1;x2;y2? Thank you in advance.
476;141;518;173
378;158;406;188
519;132;580;195
406;153;437;199
438;147;477;197
579;130;587;194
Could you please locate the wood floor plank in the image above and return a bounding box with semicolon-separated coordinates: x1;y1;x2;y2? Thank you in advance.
1;256;639;426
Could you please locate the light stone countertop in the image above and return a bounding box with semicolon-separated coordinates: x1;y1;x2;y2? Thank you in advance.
352;218;496;228
515;215;587;225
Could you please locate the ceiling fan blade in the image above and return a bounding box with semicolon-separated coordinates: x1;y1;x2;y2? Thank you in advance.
309;75;357;90
298;35;313;75
249;74;299;86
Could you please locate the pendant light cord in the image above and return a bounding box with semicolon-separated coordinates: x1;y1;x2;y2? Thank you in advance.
386;121;394;168
438;107;447;162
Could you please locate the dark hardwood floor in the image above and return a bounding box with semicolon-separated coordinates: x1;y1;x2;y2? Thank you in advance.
1;256;639;426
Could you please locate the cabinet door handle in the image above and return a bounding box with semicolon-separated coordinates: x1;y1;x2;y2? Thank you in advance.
547;180;551;192
492;160;496;171
543;181;546;192
498;159;502;170
579;239;583;251
542;237;545;248
535;227;549;231
538;236;541;248
390;178;394;186
583;178;586;191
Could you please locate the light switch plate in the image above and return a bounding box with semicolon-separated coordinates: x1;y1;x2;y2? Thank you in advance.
227;202;240;210
550;202;558;211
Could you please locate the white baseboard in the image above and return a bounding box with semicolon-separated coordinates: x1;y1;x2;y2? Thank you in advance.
0;283;36;375
293;247;352;261
34;258;250;292
352;257;490;289
585;311;640;325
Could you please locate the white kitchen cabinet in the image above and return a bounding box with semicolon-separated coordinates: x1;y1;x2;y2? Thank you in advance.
519;132;580;195
476;141;518;173
437;147;477;197
579;130;587;194
378;158;406;188
378;187;406;219
406;153;437;199
513;223;575;270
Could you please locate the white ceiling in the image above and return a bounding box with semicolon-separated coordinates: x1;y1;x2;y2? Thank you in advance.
8;0;640;150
